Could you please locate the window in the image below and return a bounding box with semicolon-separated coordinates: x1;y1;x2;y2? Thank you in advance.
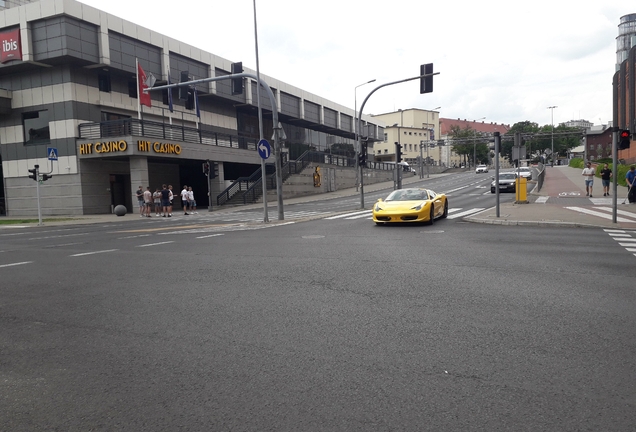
98;71;111;92
128;79;137;98
23;111;50;145
384;133;387;142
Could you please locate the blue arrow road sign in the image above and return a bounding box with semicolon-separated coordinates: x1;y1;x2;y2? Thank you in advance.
47;147;58;161
257;139;271;159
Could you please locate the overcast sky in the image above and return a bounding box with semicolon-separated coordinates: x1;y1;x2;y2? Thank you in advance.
80;0;634;128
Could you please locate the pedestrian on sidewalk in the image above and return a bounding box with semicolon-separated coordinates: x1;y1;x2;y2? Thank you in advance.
582;162;595;197
161;184;171;217
143;187;153;217
600;163;612;197
153;187;162;216
627;165;636;204
181;185;189;215
188;186;197;214
136;185;145;217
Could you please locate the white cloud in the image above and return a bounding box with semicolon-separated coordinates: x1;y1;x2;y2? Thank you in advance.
78;0;635;128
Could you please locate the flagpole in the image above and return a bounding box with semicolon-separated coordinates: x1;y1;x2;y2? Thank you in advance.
136;58;141;120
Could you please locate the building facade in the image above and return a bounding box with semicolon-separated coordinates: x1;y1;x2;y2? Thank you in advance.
370;109;440;166
585;125;612;161
0;0;383;216
439;118;510;167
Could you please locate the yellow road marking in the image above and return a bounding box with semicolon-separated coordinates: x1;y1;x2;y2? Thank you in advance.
112;223;245;233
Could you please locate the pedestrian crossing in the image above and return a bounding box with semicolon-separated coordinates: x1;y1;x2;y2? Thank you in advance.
603;228;636;258
565;206;636;223
324;207;485;221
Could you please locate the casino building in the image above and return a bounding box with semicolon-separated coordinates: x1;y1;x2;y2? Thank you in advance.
0;0;383;216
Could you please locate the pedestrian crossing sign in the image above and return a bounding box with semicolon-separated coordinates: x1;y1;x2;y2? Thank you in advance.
47;147;58;161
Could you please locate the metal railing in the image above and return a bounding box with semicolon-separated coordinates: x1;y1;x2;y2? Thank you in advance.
536;162;546;191
78;118;258;150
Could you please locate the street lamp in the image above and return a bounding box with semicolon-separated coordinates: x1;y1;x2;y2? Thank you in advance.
354;79;376;191
548;106;557;166
472;117;485;168
422;106;441;178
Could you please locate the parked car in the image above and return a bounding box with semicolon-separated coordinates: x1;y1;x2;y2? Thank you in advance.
517;166;532;180
475;164;488;173
491;172;517;193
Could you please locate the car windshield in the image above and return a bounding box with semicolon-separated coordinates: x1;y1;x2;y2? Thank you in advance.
499;173;516;180
385;189;429;201
519;168;529;172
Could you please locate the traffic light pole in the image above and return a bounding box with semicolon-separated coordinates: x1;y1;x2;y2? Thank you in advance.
356;71;440;209
612;127;618;223
35;165;42;226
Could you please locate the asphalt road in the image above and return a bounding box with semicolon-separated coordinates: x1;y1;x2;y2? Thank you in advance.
1;171;635;431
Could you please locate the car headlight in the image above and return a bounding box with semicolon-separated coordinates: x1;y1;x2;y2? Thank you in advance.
411;203;424;211
374;203;383;212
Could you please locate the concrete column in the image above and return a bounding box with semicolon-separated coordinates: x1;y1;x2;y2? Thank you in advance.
130;156;149;208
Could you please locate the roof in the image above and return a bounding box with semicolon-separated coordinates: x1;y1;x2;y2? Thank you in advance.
439;118;511;136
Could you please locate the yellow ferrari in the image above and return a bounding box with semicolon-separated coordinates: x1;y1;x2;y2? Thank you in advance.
372;188;448;225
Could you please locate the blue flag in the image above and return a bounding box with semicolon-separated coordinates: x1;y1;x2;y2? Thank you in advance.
167;71;173;113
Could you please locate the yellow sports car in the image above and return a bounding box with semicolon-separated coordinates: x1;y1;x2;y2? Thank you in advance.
372;188;448;225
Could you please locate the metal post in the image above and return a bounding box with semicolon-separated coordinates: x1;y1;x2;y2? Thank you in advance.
207;159;212;212
253;0;268;222
419;141;424;179
494;132;500;218
34;165;42;226
612;127;618;223
548;106;557;167
354;79;376;193
426;142;430;178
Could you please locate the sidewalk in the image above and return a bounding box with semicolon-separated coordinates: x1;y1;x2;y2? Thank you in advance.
2;166;635;229
464;165;636;229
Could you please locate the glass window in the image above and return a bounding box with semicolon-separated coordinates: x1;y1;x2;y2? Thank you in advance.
23;111;50;145
98;71;111;92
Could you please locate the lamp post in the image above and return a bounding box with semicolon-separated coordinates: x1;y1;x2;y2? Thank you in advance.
424;106;441;178
548;106;557;167
472;117;485;168
354;79;376;191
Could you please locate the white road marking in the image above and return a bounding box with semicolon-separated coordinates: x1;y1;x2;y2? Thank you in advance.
70;249;118;257
535;196;549;203
0;261;32;268
446;208;485;219
325;210;372;220
196;234;225;239
346;212;373;220
136;241;174;248
565;207;634;222
593;207;636;219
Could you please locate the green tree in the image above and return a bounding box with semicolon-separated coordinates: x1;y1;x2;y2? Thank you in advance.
448;125;490;166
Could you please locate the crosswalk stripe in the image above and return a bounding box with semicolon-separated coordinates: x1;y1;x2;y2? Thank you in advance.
446;208;485;219
593;207;636;219
346;212;373;220
565;207;634;222
325;210;371;220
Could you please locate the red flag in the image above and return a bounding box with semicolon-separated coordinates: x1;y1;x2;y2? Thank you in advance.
137;63;151;107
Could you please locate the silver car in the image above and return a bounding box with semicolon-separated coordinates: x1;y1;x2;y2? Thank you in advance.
491;172;517;193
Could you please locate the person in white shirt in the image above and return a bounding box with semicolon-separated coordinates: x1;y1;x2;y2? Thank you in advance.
581;162;596;197
180;185;189;215
188;186;197;214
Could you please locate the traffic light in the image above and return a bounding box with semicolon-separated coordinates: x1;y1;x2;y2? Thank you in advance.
231;62;243;95
395;142;403;162
212;162;219;178
185;90;194;110
179;71;190;101
619;129;631;150
28;165;38;181
203;161;210;176
41;174;52;182
420;63;433;94
358;151;366;167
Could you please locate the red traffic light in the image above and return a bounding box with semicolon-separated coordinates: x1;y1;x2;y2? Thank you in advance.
620;130;630;139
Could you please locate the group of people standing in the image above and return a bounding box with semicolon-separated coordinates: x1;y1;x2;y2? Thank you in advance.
582;162;636;203
136;184;198;217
